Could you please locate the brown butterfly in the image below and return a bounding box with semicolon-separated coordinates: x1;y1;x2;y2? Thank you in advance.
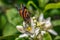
19;4;31;23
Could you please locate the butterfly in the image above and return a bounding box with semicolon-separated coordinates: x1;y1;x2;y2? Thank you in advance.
15;4;31;23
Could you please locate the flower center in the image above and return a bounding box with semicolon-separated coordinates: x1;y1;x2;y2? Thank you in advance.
26;27;32;31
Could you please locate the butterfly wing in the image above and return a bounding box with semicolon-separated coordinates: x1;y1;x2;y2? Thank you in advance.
19;6;30;23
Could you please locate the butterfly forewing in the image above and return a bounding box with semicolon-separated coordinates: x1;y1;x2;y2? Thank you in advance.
19;5;30;23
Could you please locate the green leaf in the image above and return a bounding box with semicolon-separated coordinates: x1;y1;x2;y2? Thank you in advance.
26;1;40;16
0;0;4;6
1;15;7;29
3;23;17;36
38;0;49;8
52;20;60;26
6;8;23;26
44;3;60;13
43;32;52;40
15;37;24;40
50;9;59;15
49;9;60;17
0;34;19;40
54;36;60;40
26;1;39;10
52;20;60;36
15;37;29;40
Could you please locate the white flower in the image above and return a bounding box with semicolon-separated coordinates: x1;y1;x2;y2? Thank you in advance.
16;13;58;39
30;34;35;38
16;25;31;38
16;18;40;38
45;17;52;28
31;18;36;27
16;25;25;33
38;13;58;36
23;21;26;27
39;13;44;22
35;28;40;35
48;29;58;36
39;13;45;25
16;25;40;38
19;33;28;38
41;31;46;35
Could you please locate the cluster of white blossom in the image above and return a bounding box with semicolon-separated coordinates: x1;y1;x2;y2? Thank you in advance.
16;13;58;40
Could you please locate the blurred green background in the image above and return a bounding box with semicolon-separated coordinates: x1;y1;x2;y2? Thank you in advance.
0;0;60;40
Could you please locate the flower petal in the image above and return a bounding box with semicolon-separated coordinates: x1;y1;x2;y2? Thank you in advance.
48;29;58;36
45;17;51;28
30;34;35;38
41;31;46;35
35;28;40;35
23;21;26;27
31;18;36;27
39;13;45;25
40;22;45;25
16;25;25;33
19;34;28;38
39;13;44;22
